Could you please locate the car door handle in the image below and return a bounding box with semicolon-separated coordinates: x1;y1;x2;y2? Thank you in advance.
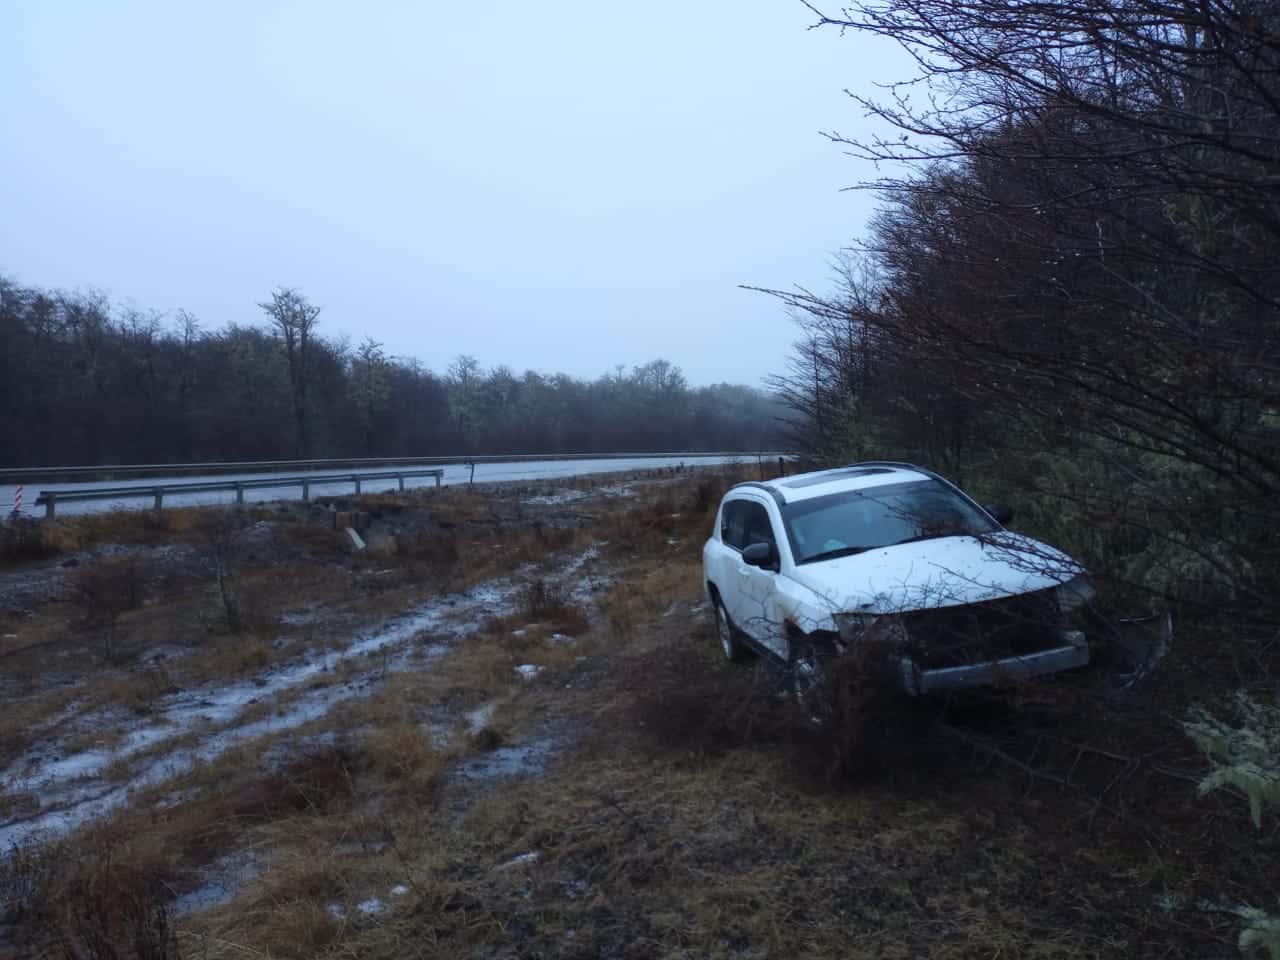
737;566;751;576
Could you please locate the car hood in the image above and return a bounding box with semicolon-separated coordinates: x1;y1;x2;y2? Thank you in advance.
787;532;1084;615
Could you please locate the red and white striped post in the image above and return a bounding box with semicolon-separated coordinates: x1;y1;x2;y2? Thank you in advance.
11;485;22;517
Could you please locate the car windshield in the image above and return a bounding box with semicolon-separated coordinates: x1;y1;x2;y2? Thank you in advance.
781;479;998;565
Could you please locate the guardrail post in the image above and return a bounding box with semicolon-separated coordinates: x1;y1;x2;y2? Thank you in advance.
397;474;405;492
778;456;785;477
301;480;310;502
153;488;164;512
468;462;475;486
434;471;441;488
45;494;56;520
354;475;362;495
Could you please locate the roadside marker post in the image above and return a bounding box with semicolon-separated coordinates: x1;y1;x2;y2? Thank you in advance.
11;484;22;517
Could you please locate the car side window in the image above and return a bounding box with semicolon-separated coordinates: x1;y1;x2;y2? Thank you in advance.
721;499;777;552
721;500;748;549
741;502;777;551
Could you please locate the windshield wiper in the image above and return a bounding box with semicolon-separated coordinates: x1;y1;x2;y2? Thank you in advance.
887;531;965;548
799;545;869;564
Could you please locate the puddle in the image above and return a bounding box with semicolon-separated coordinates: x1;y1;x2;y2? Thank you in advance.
173;849;263;916
0;577;523;847
0;547;601;850
453;735;560;783
523;489;591;506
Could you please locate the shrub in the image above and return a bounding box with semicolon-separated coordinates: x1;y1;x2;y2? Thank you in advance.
70;555;148;659
630;636;928;789
2;835;180;960
630;646;780;756
520;578;591;635
0;518;65;565
789;638;921;785
687;476;726;516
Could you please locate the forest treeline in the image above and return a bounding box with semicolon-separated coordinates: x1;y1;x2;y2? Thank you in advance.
774;1;1280;632
0;278;783;467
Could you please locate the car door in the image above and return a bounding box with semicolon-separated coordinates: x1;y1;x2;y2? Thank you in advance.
723;496;786;658
704;498;744;608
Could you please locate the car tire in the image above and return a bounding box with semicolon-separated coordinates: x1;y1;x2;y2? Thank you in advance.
713;598;748;663
788;639;834;727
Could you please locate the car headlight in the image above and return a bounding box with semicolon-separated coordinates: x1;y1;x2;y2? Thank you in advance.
833;612;874;648
1055;575;1096;614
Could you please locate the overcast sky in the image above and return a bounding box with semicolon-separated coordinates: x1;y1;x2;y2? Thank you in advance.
1;2;903;387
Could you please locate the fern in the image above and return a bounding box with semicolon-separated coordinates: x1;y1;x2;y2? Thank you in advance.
1183;695;1280;955
1236;906;1280;960
1184;691;1280;829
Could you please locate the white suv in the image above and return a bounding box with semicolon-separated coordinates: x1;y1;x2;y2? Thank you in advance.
702;462;1094;700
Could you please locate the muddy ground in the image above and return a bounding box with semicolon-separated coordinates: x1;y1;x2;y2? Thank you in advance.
0;467;1272;959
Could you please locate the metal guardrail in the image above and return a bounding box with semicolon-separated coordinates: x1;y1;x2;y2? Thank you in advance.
0;451;780;484
34;469;444;519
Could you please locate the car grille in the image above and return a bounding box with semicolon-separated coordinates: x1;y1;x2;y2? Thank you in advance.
900;588;1062;669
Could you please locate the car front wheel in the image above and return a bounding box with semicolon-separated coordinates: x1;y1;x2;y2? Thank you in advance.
713;599;748;663
789;640;834;726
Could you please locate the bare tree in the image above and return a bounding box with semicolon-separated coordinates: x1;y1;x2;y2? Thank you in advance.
756;0;1280;631
258;287;321;457
350;337;390;455
447;354;483;449
0;275;783;467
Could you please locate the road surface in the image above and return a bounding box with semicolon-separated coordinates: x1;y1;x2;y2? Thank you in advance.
1;455;749;518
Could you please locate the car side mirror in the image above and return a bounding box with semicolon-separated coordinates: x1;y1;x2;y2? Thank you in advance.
984;502;1014;525
742;541;776;569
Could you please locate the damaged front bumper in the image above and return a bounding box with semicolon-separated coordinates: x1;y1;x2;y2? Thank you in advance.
895;630;1091;696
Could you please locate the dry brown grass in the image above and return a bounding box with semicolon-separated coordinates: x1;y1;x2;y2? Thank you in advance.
0;519;69;565
518;578;592;636
0;714;455;958
6;469;1232;960
169;712;1153;960
0;685;80;769
364;721;445;793
2;831;182;960
93;666;180;717
1;507;233;569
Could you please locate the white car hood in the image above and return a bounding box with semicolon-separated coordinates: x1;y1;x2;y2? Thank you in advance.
787;532;1084;615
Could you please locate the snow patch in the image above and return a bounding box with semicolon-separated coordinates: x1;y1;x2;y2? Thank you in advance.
496;851;539;870
0;559;557;848
523;489;589;506
0;546;603;849
465;702;497;734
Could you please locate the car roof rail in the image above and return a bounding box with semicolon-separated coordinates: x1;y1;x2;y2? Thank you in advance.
727;480;785;507
840;460;989;508
839;460;945;481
